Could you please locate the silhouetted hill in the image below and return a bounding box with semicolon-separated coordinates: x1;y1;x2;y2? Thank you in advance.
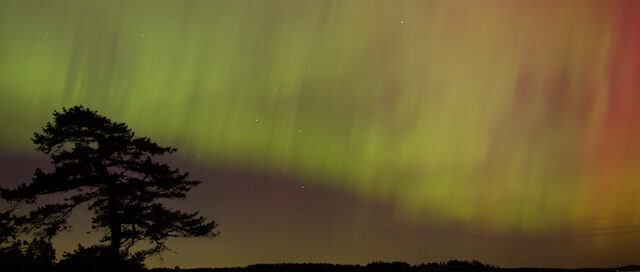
150;261;639;272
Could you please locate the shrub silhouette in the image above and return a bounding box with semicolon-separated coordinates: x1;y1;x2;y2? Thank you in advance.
0;238;56;272
55;244;145;272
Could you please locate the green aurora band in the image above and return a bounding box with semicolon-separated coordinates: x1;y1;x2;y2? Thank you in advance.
1;0;640;268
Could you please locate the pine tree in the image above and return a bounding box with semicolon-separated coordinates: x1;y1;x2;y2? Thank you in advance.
0;106;217;259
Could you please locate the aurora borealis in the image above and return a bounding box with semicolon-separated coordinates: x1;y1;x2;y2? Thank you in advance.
1;0;640;268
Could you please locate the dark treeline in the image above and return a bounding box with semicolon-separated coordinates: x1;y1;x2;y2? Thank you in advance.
152;261;494;272
150;261;640;272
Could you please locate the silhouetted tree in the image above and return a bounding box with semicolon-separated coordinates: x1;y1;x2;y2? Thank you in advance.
0;106;218;261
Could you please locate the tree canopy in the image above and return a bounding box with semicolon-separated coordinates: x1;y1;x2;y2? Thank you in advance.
0;105;217;259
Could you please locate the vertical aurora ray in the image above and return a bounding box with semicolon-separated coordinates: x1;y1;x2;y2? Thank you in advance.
1;0;639;268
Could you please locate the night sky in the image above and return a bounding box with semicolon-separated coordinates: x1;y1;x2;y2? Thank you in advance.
1;0;640;269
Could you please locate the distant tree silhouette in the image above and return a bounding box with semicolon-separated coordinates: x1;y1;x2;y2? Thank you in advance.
0;105;218;261
148;261;503;272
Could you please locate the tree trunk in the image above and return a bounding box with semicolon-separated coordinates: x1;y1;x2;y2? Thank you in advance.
108;186;121;259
